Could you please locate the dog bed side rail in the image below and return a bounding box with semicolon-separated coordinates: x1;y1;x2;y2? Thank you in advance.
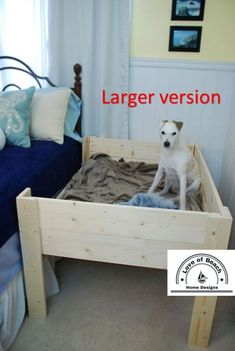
82;136;162;163
194;145;225;215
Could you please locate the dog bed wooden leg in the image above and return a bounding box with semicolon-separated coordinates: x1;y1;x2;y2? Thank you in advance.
17;188;47;319
188;296;217;348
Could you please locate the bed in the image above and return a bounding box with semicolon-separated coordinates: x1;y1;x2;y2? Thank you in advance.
17;136;232;348
0;56;83;350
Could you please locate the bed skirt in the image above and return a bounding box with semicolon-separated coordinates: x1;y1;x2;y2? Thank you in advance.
0;241;59;351
0;271;25;351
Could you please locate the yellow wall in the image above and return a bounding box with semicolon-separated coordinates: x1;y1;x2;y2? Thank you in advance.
130;0;235;62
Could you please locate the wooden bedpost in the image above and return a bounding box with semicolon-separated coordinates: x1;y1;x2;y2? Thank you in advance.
73;63;82;136
73;63;82;99
16;188;47;319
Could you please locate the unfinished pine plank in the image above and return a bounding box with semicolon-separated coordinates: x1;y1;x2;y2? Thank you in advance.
38;198;216;245
41;229;205;269
89;136;161;162
194;146;224;215
188;296;217;348
16;188;47;319
188;203;232;348
37;197;230;272
82;136;91;162
205;211;232;249
85;136;195;163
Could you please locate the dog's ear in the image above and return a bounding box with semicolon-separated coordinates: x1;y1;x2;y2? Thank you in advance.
173;121;183;131
160;120;168;129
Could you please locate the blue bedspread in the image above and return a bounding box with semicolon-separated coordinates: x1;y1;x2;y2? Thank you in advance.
0;136;82;248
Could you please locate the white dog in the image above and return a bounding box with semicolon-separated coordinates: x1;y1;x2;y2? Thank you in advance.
148;120;201;210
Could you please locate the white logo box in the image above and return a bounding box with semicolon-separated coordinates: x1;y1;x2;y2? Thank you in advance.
167;250;235;296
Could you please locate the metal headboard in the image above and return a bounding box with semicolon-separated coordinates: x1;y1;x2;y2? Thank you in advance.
0;55;56;91
0;55;82;134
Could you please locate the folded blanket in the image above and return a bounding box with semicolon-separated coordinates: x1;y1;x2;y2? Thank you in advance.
119;193;177;209
61;153;202;211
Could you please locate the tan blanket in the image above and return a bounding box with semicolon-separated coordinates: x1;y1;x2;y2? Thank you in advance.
61;153;202;211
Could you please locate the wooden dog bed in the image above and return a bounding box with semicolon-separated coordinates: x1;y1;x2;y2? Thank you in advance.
17;136;232;348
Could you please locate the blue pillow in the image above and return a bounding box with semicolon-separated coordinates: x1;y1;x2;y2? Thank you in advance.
0;86;35;147
64;91;82;142
34;87;82;142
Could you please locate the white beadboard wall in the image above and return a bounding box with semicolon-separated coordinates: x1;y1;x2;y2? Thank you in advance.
219;80;235;248
129;58;235;187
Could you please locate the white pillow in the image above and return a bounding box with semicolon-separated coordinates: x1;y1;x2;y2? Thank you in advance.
30;88;71;144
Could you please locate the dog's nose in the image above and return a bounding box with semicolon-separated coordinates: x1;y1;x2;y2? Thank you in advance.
164;141;170;148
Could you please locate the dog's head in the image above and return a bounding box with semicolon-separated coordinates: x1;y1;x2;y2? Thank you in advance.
159;120;183;149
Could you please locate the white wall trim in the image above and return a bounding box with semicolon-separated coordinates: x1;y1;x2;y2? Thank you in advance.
130;57;235;72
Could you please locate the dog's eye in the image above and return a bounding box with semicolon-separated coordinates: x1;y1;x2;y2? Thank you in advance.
172;132;176;136
161;131;165;135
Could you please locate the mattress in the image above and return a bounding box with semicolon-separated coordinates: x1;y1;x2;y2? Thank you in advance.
0;136;82;248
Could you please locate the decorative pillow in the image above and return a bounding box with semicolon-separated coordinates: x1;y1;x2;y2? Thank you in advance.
0;128;6;150
0;86;35;147
30;87;82;143
30;88;71;144
64;91;82;142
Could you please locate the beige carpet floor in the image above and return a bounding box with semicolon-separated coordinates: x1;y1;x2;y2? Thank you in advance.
10;258;235;351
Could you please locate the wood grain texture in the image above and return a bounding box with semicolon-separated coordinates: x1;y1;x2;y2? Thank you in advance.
16;188;47;319
188;296;218;348
16;137;232;348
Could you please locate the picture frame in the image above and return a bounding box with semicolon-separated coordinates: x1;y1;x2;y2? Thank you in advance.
169;26;202;52
171;0;205;21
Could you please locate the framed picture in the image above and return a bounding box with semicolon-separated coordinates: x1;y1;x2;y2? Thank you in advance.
171;0;205;21
169;26;202;52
